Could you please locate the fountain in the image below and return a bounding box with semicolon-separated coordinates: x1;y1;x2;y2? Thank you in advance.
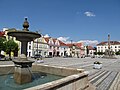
1;18;95;90
7;18;41;84
103;34;117;59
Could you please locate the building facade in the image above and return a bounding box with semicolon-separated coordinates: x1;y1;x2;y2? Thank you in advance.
2;28;86;58
97;41;120;53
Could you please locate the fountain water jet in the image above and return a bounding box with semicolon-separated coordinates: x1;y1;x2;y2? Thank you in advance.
7;18;41;84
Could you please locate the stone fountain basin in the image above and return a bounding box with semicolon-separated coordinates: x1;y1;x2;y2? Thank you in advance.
12;60;34;68
8;30;41;41
0;65;95;90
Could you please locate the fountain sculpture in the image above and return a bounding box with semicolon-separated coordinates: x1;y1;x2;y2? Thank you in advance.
7;18;41;84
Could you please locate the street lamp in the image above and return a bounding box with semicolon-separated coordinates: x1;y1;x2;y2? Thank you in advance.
36;31;39;55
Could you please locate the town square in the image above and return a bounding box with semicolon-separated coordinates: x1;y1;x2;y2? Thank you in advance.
0;0;120;90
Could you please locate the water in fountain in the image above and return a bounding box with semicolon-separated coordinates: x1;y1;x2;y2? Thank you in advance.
0;72;63;90
0;67;14;84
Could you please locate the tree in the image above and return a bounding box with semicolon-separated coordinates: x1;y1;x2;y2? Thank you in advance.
97;52;104;55
115;50;120;55
0;37;6;54
94;52;97;55
4;40;18;59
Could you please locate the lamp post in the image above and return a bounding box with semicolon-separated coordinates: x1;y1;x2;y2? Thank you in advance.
36;31;39;55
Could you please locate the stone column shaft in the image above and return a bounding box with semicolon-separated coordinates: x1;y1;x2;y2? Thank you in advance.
21;41;27;56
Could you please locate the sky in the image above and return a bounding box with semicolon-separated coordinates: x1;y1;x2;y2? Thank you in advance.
0;0;120;46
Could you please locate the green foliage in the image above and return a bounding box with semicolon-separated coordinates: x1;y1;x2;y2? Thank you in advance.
94;52;97;55
115;51;120;55
97;52;104;55
4;40;18;58
0;37;6;52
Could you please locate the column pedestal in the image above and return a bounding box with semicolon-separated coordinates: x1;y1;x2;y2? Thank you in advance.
14;67;32;84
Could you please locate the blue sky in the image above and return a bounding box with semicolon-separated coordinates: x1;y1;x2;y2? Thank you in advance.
0;0;120;45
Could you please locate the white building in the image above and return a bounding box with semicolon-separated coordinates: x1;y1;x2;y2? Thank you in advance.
27;37;49;57
27;37;69;57
97;41;120;53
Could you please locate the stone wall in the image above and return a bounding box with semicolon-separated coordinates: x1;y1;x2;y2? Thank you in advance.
32;65;84;76
25;72;90;90
0;64;95;90
26;65;95;90
0;65;14;75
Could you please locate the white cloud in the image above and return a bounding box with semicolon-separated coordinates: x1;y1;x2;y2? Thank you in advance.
78;40;98;46
57;37;70;42
44;34;50;37
84;11;96;17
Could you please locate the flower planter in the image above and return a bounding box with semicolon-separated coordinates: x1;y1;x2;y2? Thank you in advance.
93;61;102;69
93;64;102;69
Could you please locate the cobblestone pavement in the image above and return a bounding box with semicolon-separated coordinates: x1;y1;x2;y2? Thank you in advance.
0;57;120;90
1;57;120;71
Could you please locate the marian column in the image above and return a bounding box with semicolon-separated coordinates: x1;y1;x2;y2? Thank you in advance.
108;34;110;56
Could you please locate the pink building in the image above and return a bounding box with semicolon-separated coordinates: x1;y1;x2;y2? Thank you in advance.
44;37;67;57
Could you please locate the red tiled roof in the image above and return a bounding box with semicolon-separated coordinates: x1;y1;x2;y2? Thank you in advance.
44;37;51;43
44;37;68;46
66;43;73;47
53;38;57;43
97;41;120;45
75;43;82;48
66;42;83;49
88;46;94;50
0;31;5;37
59;40;67;46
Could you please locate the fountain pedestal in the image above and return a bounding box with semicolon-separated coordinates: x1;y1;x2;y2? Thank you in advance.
13;54;34;84
7;18;41;84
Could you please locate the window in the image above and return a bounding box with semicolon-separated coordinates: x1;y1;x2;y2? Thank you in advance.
101;50;103;52
29;46;31;50
115;46;117;48
29;52;31;57
50;46;52;49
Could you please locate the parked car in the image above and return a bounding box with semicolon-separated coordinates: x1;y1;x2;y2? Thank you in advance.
0;54;5;58
81;55;85;58
45;55;52;58
0;54;8;60
31;54;42;59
